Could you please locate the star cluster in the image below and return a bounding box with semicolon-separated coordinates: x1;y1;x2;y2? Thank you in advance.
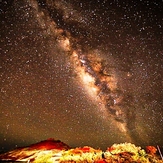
0;0;163;151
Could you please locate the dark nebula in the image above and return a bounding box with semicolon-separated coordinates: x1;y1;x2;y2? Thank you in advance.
0;0;163;151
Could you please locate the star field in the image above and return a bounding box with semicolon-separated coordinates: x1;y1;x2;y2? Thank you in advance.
0;0;163;151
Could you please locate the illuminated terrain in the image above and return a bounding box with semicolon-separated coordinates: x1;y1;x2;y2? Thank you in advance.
0;139;163;163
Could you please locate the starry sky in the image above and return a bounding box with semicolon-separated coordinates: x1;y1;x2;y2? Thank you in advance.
0;0;163;151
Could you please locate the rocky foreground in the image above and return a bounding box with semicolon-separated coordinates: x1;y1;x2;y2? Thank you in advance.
0;138;163;163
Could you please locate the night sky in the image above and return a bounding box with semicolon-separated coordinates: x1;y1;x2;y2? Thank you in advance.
0;0;163;151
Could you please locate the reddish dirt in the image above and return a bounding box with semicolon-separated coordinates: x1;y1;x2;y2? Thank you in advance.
29;138;70;150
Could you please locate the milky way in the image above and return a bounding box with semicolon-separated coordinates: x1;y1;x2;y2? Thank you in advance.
0;0;163;151
70;49;131;133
